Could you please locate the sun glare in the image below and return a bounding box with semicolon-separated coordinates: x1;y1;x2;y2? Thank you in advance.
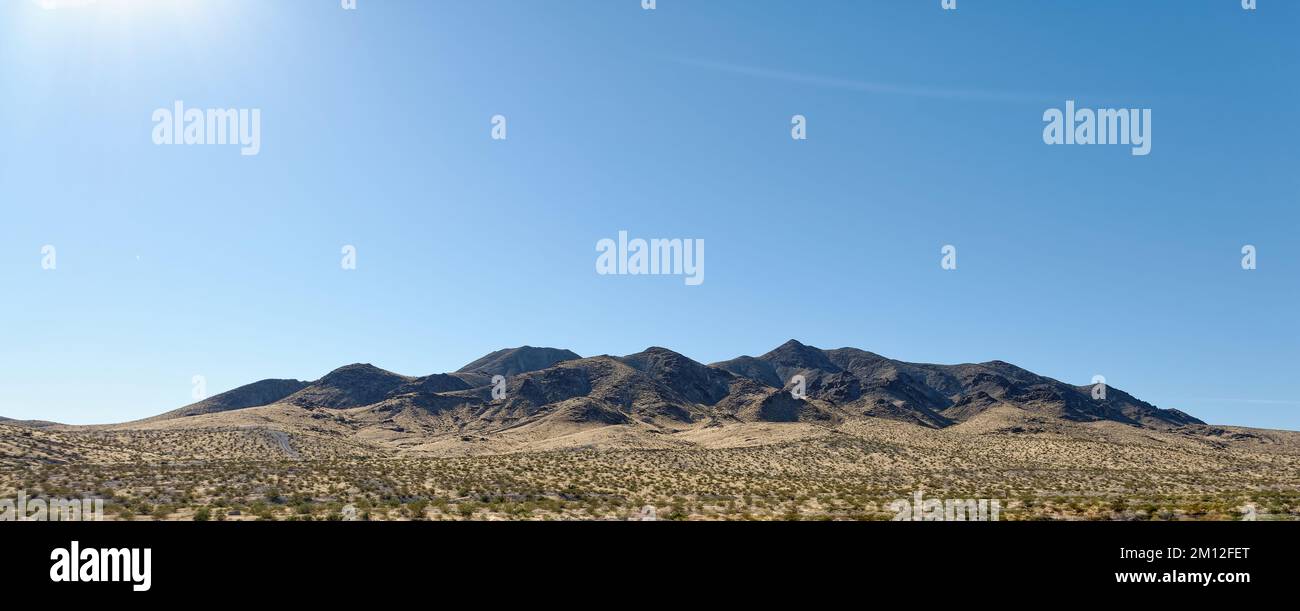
23;0;214;48
32;0;205;17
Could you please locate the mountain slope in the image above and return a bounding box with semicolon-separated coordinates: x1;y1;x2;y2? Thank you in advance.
284;364;411;409
456;346;581;377
146;378;310;421
714;340;1201;430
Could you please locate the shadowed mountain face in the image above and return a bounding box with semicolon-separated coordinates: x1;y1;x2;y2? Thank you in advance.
149;379;310;421
285;364;411;409
712;340;1201;429
709;355;781;388
393;374;472;396
617;347;735;406
456;346;581;378
128;341;1202;435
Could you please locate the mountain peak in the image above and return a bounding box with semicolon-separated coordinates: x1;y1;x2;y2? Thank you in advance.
324;363;389;376
626;346;687;359
759;340;838;373
286;363;410;409
618;346;698;371
457;346;581;377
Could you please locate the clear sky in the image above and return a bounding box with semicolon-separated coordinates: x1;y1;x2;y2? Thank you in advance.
1;0;1296;428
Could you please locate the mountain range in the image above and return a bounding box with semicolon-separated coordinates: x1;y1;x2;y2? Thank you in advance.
101;340;1200;442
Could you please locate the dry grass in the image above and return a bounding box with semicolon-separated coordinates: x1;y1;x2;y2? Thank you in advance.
3;407;1298;521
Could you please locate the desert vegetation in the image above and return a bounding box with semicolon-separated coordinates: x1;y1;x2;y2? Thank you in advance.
4;417;1297;521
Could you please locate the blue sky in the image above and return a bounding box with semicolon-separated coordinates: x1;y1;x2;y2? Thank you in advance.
1;0;1296;428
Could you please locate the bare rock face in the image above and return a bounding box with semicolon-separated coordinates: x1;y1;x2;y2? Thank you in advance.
711;355;782;388
285;364;410;409
617;347;734;406
456;346;581;378
505;363;596;412
710;339;1199;430
393;374;472;395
